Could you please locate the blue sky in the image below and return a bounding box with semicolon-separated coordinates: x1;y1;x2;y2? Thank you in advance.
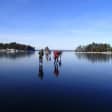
0;0;112;49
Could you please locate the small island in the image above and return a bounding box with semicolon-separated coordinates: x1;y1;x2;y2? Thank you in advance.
0;42;35;53
75;42;112;53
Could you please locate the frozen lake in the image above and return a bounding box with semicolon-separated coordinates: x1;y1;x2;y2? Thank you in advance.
0;51;112;112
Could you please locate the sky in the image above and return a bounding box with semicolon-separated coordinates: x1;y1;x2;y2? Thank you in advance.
0;0;112;49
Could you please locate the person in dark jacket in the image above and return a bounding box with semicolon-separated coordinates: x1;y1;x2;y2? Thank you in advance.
39;49;44;64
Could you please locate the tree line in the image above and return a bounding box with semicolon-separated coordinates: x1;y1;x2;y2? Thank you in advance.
75;42;112;52
0;42;35;51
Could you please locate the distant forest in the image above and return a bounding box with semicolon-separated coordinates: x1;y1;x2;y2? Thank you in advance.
75;42;112;52
0;42;35;51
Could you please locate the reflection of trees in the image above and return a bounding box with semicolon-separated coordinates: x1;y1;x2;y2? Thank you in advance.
75;53;112;63
0;51;35;59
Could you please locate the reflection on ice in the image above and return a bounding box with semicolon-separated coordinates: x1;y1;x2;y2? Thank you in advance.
75;53;112;63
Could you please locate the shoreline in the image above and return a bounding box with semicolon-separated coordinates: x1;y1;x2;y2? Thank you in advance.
75;52;112;54
0;49;112;54
0;49;35;53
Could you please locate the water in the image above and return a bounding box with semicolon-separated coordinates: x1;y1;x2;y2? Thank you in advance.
0;52;112;112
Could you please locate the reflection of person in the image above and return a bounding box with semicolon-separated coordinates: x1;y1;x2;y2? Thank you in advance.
54;63;59;77
38;64;44;80
38;49;44;80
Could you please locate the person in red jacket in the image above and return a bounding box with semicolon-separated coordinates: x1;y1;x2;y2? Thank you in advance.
53;50;60;63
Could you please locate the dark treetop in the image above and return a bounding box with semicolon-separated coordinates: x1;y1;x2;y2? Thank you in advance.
75;42;112;52
0;42;35;51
